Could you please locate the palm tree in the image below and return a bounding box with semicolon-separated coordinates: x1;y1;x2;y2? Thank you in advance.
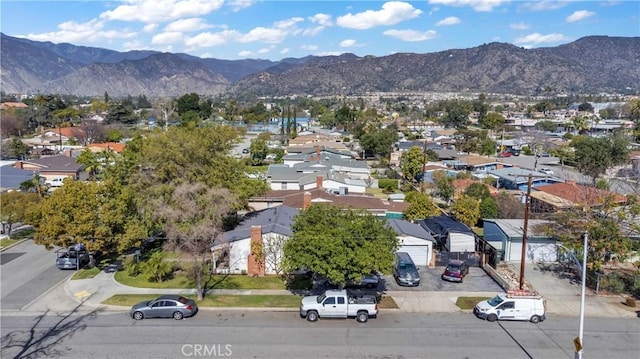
572;116;590;135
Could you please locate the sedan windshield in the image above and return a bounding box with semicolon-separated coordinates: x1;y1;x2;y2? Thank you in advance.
487;295;504;307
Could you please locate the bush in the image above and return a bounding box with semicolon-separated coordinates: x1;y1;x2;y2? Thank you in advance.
378;179;398;192
601;272;626;293
123;256;141;277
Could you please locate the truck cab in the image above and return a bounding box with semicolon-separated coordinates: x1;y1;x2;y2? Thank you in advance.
299;289;378;323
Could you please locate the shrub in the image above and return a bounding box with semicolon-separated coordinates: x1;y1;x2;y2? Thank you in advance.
601;272;625;293
123;256;141;277
140;251;174;282
378;179;398;192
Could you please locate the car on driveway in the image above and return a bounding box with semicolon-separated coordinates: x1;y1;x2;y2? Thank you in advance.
130;295;198;320
540;168;554;175
498;151;512;158
441;260;469;283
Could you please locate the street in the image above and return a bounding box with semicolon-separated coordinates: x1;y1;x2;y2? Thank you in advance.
1;310;638;359
1;240;71;311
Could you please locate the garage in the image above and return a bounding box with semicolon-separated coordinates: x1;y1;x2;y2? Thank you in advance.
507;240;558;263
397;236;433;267
483;219;558;263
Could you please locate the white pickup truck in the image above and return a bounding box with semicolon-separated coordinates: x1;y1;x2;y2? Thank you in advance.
299;289;378;323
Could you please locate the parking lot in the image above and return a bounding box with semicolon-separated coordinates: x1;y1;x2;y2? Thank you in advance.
381;266;503;292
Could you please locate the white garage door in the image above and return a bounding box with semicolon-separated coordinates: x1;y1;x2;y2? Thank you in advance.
398;246;430;266
508;241;557;262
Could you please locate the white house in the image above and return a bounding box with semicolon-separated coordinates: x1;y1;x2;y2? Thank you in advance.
483;219;557;262
386;218;436;267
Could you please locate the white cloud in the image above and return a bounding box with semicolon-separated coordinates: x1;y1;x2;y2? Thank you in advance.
24;18;137;44
521;1;567;11
301;44;318;51
165;18;212;32
280;48;290;54
336;1;422;30
143;23;158;33
309;13;333;26
274;17;304;29
383;29;437;42
428;0;508;12
152;31;183;44
340;39;358;47
566;10;595;23
303;26;325;36
238;27;288;44
100;0;224;23
258;48;270;54
435;16;461;26
509;22;530;30
227;0;254;12
316;51;344;56
514;32;569;44
185;30;239;47
238;50;253;57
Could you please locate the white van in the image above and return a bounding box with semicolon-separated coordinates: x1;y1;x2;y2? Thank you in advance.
474;291;546;323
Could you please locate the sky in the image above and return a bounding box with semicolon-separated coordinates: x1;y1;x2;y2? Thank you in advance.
1;1;638;61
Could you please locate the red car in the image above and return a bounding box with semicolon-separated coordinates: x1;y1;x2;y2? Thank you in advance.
498;151;512;158
441;260;469;283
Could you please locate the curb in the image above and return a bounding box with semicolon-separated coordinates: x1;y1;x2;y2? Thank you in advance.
98;304;299;312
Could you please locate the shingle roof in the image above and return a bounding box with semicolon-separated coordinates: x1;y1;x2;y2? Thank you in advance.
282;188;408;214
221;206;299;243
386;218;436;241
483;219;552;238
22;155;84;172
535;182;626;207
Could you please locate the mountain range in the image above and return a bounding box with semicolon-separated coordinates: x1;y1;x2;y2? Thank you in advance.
1;33;639;98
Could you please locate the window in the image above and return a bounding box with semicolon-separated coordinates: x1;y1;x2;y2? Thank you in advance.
324;297;335;305
337;297;345;305
499;302;515;310
151;301;164;308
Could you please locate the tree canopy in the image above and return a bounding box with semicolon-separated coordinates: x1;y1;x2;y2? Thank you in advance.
572;133;630;184
282;204;399;287
401;146;424;184
403;192;441;221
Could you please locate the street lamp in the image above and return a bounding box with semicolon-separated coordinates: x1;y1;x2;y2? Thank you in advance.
575;232;588;359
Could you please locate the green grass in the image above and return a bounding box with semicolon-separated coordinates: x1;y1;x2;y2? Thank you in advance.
455;296;490;310
71;267;101;280
9;228;35;240
378;295;399;309
115;270;287;290
0;238;20;249
102;294;301;308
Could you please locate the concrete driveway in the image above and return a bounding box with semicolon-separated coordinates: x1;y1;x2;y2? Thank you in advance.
382;266;503;293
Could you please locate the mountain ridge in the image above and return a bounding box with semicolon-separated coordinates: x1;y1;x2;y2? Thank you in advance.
1;33;638;97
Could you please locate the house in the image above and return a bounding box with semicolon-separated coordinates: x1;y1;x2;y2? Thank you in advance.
529;181;626;213
489;167;564;191
212;205;298;275
482;219;557;262
13;155;86;182
248;189;408;218
449;155;511;174
86;142;126;154
386;218;436;267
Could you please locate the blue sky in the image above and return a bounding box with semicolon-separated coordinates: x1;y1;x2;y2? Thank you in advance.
1;1;638;60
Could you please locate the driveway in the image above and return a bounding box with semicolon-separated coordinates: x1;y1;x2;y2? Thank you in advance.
381;266;503;293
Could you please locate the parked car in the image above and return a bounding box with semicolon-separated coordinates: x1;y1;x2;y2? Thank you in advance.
540;168;554;175
474;291;546;323
56;244;90;270
393;252;420;286
537;152;551;158
441;260;469;283
130;295;198;320
346;272;380;289
299;289;378;323
498;151;512;158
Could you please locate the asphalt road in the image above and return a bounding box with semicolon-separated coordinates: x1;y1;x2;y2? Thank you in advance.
1;311;638;359
0;240;71;311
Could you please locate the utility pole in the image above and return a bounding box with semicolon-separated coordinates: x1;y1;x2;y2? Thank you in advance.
519;173;533;290
421;138;428;193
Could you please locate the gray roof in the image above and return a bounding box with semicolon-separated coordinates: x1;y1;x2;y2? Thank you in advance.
386;218;436;242
483;219;553;238
489;167;559;184
0;165;34;190
23;155;84;173
221;205;300;243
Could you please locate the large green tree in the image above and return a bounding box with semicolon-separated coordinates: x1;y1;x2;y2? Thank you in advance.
282;204;399;287
451;195;480;228
572;134;630;184
432;170;454;202
401;146;425;184
0;192;41;236
359;128;398;159
480;112;504;131
403;192;441;221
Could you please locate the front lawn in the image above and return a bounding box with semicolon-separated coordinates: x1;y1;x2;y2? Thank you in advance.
378;295;399;309
71;267;101;280
455;296;489;310
102;294;301;308
0;238;20;249
115;270;287;290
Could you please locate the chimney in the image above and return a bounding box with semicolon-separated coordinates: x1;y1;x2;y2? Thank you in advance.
247;226;265;276
316;175;323;189
303;191;312;210
316;146;320;163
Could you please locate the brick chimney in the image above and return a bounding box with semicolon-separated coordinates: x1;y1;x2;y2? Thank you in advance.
316;175;323;189
247;226;265;276
303;191;312;210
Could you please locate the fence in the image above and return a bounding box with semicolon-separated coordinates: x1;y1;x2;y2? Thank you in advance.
434;251;481;267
